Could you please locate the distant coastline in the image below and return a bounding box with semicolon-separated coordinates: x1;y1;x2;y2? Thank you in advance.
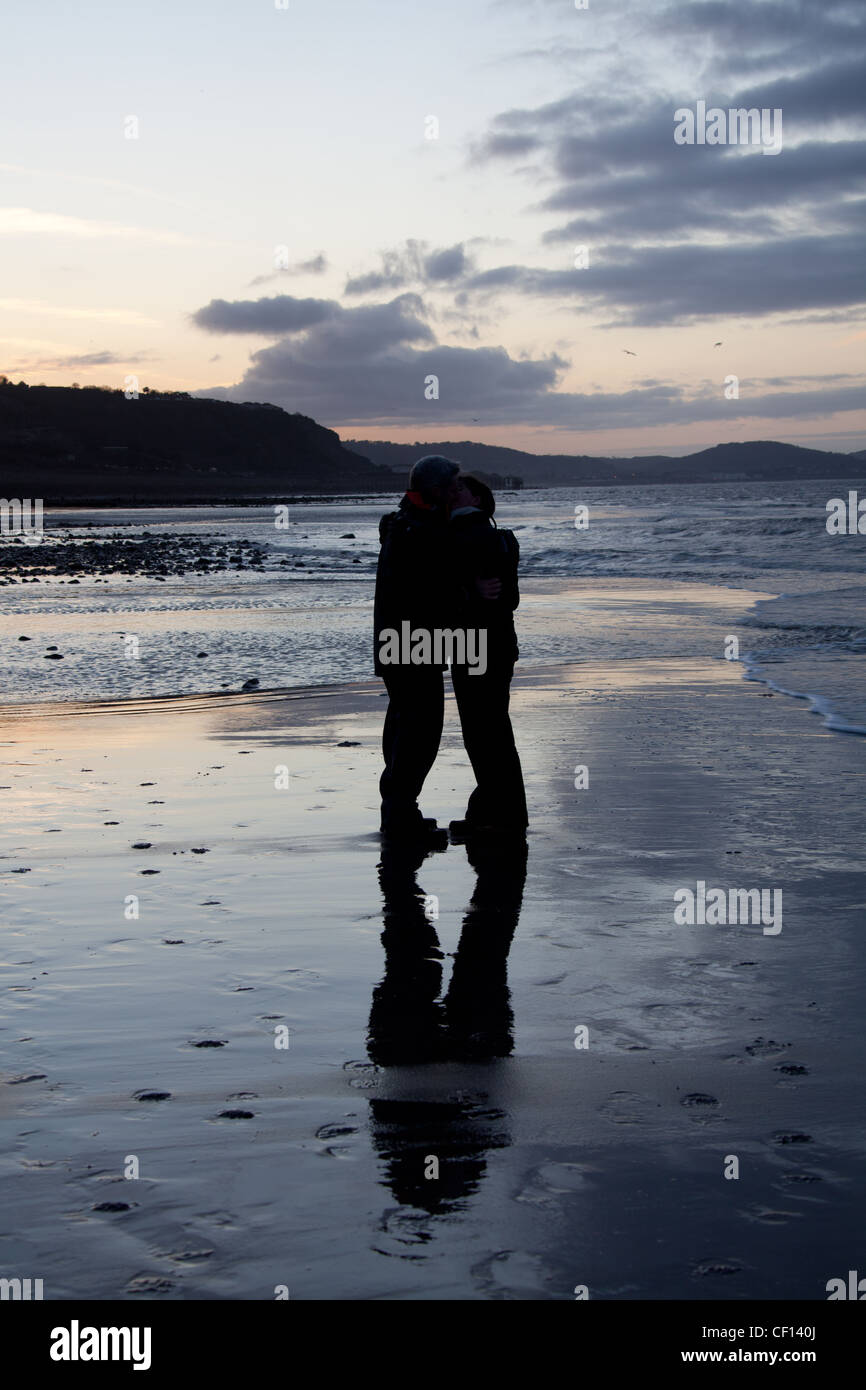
0;381;862;504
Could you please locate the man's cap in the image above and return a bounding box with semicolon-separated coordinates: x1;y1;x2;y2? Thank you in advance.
408;455;460;493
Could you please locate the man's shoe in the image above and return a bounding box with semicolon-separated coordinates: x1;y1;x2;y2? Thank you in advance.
381;814;442;841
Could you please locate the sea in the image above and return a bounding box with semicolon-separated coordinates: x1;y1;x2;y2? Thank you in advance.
2;481;864;732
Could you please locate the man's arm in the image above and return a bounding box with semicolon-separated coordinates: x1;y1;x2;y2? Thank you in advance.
475;576;502;600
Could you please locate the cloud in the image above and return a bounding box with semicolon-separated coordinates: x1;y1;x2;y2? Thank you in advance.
192;293;437;363
191;295;339;335
193;287;866;431
459;0;866;325
249;253;328;287
344;239;475;295
39;350;152;369
462;230;866;326
189;1;866;434
193;288;559;422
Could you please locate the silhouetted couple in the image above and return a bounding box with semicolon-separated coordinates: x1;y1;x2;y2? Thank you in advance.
374;454;528;843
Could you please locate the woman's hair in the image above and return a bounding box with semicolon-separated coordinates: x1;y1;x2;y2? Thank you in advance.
459;474;495;518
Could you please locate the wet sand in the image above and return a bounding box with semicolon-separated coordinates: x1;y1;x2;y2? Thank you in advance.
1;656;865;1300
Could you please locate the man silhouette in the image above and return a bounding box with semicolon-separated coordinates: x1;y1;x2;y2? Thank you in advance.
374;455;459;839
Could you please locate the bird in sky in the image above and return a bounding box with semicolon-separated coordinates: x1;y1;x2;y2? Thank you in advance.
714;341;723;347
623;349;637;356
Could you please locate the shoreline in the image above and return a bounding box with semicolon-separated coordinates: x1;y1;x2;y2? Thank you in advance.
12;470;864;512
2;646;863;739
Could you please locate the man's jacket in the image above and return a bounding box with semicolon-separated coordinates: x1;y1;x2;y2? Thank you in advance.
373;493;457;675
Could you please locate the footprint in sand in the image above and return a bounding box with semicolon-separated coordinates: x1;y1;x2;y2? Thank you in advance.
126;1276;174;1294
470;1250;555;1298
515;1162;594;1205
681;1092;719;1109
692;1260;742;1278
599;1091;654;1125
162;1249;214;1263
745;1037;790;1057
741;1206;797;1224
316;1122;358;1141
343;1060;381;1089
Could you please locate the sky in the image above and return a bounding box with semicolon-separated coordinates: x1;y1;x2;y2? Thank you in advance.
2;0;865;457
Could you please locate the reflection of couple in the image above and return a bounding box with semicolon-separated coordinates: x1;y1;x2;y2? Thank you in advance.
367;835;527;1213
369;835;527;1066
374;454;528;843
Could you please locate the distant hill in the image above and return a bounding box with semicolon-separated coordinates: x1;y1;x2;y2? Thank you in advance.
0;381;395;503
1;380;861;503
349;438;865;487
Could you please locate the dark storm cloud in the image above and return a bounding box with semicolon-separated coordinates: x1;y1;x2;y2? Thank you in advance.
195;281;865;430
194;287;432;345
191;295;339;334
196;291;561;422
464;0;866;326
464;230;865;326
193;0;865;433
655;0;866;77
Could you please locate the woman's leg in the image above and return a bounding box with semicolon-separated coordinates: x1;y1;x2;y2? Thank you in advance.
451;660;528;830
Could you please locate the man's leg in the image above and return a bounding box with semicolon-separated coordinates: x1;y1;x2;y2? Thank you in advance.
451;661;528;831
379;666;445;832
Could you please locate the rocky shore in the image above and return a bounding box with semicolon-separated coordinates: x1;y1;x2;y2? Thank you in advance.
0;531;303;584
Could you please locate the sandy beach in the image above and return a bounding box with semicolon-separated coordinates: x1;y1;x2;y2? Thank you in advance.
3;635;864;1301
